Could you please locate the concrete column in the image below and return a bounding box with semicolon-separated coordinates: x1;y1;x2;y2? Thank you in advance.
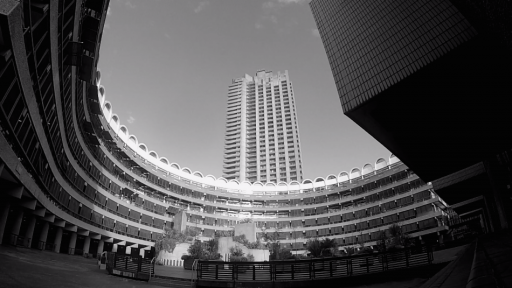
68;232;77;255
97;239;104;256
83;236;91;255
0;198;11;245
39;222;49;249
54;227;63;253
10;209;24;245
24;216;37;248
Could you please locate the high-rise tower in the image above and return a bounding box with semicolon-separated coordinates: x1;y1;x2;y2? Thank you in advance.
222;70;303;183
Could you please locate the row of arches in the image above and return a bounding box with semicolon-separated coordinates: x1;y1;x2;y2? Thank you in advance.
95;79;400;193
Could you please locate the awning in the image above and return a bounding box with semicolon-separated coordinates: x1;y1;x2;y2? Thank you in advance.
82;121;95;134
102;130;114;141
87;99;101;115
84;133;100;146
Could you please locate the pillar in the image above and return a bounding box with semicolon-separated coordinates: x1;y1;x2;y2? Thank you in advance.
83;236;91;256
97;239;104;256
38;222;49;250
54;227;63;253
0;198;11;245
68;232;77;255
10;209;24;245
24;216;37;248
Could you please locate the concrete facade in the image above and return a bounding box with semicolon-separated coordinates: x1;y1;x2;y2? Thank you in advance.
222;70;304;183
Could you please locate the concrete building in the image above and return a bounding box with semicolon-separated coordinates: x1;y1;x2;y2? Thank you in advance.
0;0;474;265
222;70;304;183
309;0;512;232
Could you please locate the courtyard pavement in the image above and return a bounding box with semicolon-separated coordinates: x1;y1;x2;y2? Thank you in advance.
0;246;162;288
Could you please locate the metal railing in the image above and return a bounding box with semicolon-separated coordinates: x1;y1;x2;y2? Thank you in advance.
197;246;432;282
10;234;31;248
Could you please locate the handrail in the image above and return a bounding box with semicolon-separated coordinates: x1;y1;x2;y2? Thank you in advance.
197;245;433;282
150;257;156;280
191;259;199;286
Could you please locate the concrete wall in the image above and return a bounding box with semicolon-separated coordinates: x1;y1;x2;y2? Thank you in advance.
217;237;268;262
234;223;256;242
157;242;190;266
174;211;187;232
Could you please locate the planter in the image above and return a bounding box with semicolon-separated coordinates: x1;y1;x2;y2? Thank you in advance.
183;258;196;270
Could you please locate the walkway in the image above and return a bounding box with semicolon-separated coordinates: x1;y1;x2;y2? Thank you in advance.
0;246;162;288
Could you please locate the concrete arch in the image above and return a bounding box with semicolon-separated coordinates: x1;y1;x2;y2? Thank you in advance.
302;179;313;185
338;171;349;182
102;101;112;121
149;151;158;158
193;171;204;178
240;181;252;189
96;70;101;85
216;177;228;185
289;181;301;187
110;114;120;130
99;85;105;98
326;174;337;180
228;180;240;188
277;182;288;189
128;135;137;144
159;157;169;165
362;163;374;175
138;143;148;152
375;158;387;170
389;154;399;164
314;177;325;183
111;114;119;124
170;163;180;170
104;101;112;111
265;182;276;187
119;125;128;136
204;175;216;183
349;168;361;179
182;168;192;174
252;181;264;187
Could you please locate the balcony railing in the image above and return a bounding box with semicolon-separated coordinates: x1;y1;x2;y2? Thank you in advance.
197;246;433;283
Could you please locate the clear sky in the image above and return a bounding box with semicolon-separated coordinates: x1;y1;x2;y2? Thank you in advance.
98;0;391;180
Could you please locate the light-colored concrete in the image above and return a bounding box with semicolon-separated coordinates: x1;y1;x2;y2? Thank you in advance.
69;232;77;254
235;222;256;242
157;242;190;266
0;198;11;245
54;227;63;253
39;222;49;249
218;237;268;261
24;216;37;248
83;236;91;255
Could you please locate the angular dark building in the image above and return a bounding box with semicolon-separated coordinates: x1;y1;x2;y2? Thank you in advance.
310;0;512;232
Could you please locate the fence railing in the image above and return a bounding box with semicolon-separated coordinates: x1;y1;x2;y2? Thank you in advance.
105;252;153;281
197;246;432;282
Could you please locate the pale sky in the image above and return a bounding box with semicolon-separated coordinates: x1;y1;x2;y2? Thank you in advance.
98;0;391;180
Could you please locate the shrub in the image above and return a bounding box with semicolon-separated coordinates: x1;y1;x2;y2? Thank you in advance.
306;239;323;257
181;255;193;261
229;246;244;257
155;226;188;254
246;253;255;262
230;256;248;262
187;240;204;259
355;246;374;255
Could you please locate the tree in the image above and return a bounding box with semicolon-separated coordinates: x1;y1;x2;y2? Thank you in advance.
386;223;411;249
306;238;323;258
320;238;338;257
155;226;188;254
187;240;204;259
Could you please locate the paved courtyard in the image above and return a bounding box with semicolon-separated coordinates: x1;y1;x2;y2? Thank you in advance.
0;246;164;288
